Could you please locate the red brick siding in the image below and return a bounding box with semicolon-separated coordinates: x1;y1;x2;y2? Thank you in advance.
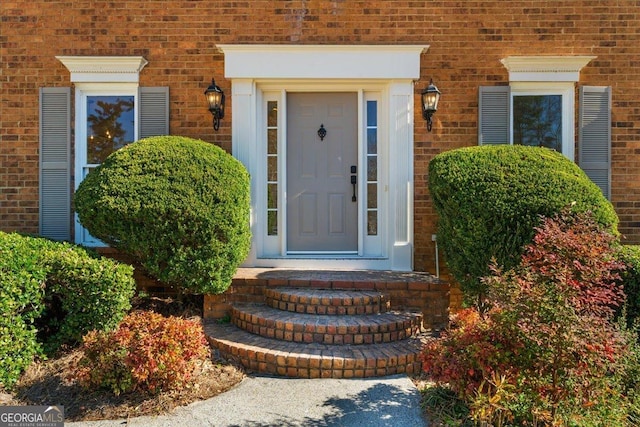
2;1;640;275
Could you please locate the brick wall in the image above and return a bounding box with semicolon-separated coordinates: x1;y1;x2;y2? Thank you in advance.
3;1;640;276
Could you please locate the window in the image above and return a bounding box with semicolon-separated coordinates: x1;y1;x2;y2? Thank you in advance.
513;94;561;151
40;56;169;245
75;85;139;245
366;100;378;236
510;83;574;160
478;56;611;199
266;100;279;236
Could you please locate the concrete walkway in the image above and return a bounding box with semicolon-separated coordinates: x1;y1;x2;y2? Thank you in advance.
66;374;428;427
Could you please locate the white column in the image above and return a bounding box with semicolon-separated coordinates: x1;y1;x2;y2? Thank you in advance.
231;79;258;267
388;81;414;271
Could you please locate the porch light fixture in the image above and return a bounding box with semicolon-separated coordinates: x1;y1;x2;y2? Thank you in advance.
204;78;225;131
421;79;441;132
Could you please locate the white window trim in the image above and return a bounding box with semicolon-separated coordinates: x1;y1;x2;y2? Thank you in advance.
58;56;147;245
501;56;595;161
73;84;139;246
500;56;595;82
56;56;148;83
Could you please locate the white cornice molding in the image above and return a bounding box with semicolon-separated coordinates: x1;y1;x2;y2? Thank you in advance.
500;56;596;82
218;45;429;80
56;56;148;83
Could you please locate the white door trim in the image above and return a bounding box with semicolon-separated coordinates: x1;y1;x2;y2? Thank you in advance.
218;44;427;80
220;45;426;271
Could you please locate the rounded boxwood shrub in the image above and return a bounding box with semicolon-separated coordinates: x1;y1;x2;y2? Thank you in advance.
428;145;618;302
73;136;251;295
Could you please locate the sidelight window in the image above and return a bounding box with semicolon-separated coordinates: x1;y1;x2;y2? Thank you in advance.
267;101;279;236
366;100;378;236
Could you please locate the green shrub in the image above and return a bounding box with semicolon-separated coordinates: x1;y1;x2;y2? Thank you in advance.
428;145;618;302
74;136;251;295
74;311;210;395
0;232;47;388
0;231;134;368
39;244;136;352
619;245;640;327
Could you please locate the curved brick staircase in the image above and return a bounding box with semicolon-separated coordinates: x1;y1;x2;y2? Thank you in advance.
205;286;433;378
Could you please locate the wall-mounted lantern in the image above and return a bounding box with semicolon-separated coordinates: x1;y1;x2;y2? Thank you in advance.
204;78;225;131
421;79;441;132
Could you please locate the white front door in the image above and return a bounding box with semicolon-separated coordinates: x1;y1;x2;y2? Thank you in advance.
286;93;358;253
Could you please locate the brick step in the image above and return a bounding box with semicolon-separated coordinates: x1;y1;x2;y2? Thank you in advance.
205;321;429;378
231;304;423;345
264;287;390;315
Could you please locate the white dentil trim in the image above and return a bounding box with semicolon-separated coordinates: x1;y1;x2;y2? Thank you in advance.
501;56;596;82
57;56;148;83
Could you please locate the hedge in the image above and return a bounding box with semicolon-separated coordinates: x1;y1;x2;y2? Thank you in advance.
74;135;251;295
428;145;618;302
0;232;135;387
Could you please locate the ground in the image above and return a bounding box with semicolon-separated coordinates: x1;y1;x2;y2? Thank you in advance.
0;296;245;422
0;295;431;422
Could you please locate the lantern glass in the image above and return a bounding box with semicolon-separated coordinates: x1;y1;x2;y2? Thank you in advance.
206;90;222;110
422;83;441;114
204;79;224;115
204;78;225;131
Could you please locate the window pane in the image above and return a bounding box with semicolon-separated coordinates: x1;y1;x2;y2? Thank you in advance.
367;211;378;236
267;183;278;209
367;157;377;181
367;129;377;154
268;156;278;181
367;184;377;209
268;129;278;154
513;95;562;152
87;96;135;164
268;211;278;236
367;100;377;127
267;101;278;127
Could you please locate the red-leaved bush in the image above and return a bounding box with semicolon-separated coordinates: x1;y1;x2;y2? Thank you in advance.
74;311;210;395
421;210;633;425
421;308;522;398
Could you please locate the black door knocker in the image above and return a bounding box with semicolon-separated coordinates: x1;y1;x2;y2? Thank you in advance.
317;124;327;141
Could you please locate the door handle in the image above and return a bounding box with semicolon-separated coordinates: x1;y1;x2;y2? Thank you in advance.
350;166;357;202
